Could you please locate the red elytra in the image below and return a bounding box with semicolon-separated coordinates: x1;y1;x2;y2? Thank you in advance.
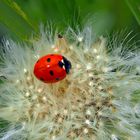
33;54;71;83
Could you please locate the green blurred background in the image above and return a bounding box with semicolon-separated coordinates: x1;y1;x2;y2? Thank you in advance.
0;0;140;41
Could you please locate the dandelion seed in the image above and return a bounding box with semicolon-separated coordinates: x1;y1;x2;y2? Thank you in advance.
34;54;40;59
37;88;43;93
93;48;97;53
32;95;38;100
42;96;47;102
25;92;30;97
96;102;102;107
52;135;56;140
58;117;63;123
88;73;93;77
97;85;103;90
98;121;104;127
70;131;75;137
104;57;109;62
102;67;109;73
22;122;26;127
96;55;101;60
63;109;68;115
78;36;83;42
15;79;20;84
29;85;34;89
84;48;89;53
98;111;102;116
72;105;76;110
69;45;73;50
88;81;94;86
36;103;40;107
86;110;91;115
51;44;55;48
83;128;88;134
23;68;27;73
79;103;83;108
86;63;92;70
54;110;58;115
76;64;81;69
26;76;31;81
5;40;10;46
85;119;90;125
111;134;118;140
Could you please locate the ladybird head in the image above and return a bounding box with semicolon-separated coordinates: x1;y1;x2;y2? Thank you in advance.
62;56;72;74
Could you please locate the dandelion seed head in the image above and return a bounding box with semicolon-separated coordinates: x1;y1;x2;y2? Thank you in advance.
0;27;140;140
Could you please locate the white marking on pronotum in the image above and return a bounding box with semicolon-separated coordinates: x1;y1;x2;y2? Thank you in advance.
61;59;64;64
63;65;65;70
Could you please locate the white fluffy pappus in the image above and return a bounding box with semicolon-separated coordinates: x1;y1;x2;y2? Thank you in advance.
0;26;140;140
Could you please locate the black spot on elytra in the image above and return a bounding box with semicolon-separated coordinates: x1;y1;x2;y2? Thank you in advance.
56;78;59;81
47;58;51;62
49;70;54;76
37;60;39;63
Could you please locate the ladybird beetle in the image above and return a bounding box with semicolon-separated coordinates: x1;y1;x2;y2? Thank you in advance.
33;54;72;83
